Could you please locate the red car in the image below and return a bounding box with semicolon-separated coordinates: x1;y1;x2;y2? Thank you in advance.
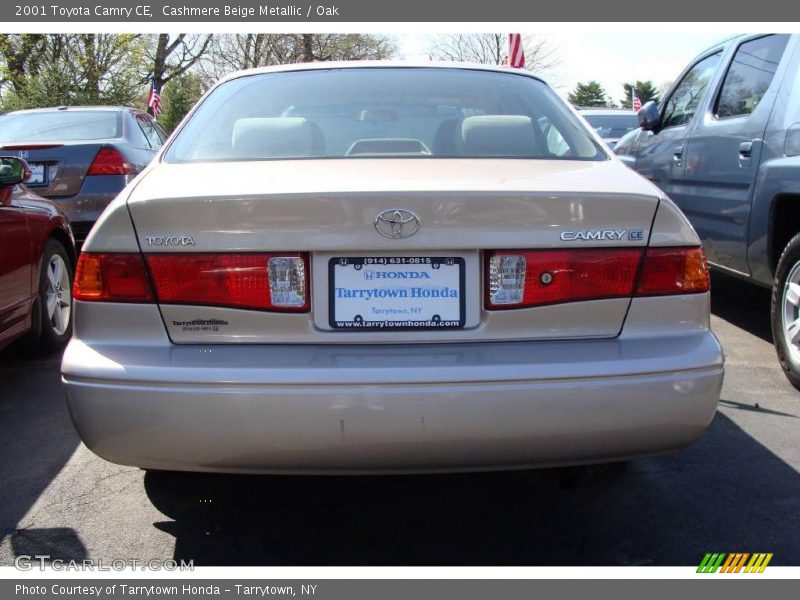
0;156;76;353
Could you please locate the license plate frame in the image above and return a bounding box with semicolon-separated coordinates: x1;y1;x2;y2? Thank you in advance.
329;256;466;331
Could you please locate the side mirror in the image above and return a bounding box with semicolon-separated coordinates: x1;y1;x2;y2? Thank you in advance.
638;101;661;132
0;156;31;187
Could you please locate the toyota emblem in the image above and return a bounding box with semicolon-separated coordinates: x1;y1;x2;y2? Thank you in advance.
374;209;420;239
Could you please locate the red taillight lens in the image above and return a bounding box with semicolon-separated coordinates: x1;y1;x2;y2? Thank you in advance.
73;253;154;302
486;248;644;309
87;147;135;176
145;253;309;312
637;247;710;296
485;246;709;309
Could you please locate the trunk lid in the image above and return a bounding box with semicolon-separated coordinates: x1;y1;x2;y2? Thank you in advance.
1;141;109;197
127;158;660;344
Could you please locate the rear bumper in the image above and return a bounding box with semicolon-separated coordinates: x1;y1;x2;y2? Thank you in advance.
62;329;724;474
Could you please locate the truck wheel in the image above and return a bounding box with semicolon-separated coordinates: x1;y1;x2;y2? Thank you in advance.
772;232;800;390
31;240;74;353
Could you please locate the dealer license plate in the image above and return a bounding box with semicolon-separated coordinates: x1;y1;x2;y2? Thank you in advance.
329;257;465;330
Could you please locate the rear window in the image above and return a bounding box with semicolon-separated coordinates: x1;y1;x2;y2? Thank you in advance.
583;114;640;139
165;68;605;162
0;111;120;143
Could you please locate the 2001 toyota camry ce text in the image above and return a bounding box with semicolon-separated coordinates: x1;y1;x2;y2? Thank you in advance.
61;63;724;474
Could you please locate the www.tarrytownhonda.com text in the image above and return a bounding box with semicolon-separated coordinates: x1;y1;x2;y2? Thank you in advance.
14;555;194;571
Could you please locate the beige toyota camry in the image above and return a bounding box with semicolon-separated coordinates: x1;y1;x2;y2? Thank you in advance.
62;63;724;474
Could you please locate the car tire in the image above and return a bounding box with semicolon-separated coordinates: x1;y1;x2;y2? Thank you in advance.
27;239;74;354
771;232;800;391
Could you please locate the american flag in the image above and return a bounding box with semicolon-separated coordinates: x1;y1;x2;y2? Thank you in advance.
632;88;642;112
147;79;162;119
506;34;525;69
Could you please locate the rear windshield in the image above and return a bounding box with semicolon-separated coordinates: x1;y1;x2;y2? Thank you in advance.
582;113;640;139
165;68;606;162
0;111;120;142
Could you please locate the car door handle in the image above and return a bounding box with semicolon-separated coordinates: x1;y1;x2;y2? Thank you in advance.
739;141;753;158
673;145;684;166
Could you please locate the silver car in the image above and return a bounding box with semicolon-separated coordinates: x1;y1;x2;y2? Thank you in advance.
61;63;724;474
578;108;640;149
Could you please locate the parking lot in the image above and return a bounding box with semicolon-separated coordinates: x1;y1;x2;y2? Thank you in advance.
1;272;798;567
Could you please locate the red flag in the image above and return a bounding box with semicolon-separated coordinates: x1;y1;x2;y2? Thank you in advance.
507;34;525;69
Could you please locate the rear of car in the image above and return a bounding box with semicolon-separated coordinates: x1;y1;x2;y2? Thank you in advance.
0;107;164;242
61;64;723;474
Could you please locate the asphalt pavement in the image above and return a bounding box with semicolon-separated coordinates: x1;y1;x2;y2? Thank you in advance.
1;272;798;566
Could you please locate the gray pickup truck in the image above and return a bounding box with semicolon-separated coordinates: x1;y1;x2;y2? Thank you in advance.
614;33;800;391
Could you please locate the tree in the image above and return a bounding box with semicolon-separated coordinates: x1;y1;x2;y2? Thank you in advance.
428;33;562;77
158;72;205;133
0;34;147;111
198;34;396;86
198;34;295;85
303;34;396;62
302;34;314;62
621;80;660;108
144;34;213;116
75;34;146;104
0;34;47;94
568;81;613;107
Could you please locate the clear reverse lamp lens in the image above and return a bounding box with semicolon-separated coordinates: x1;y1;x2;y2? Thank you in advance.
268;257;306;307
488;255;526;305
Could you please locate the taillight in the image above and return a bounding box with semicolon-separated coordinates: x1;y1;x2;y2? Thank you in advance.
485;246;709;309
145;253;309;312
637;247;709;296
73;253;153;302
486;249;643;309
87;147;135;176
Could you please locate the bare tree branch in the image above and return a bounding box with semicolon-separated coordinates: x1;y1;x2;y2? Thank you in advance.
197;34;397;87
427;33;562;79
145;34;213;86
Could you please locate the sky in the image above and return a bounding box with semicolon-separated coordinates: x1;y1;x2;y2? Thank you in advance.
399;31;729;103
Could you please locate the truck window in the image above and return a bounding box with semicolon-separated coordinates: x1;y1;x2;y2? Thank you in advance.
661;52;722;129
715;35;790;119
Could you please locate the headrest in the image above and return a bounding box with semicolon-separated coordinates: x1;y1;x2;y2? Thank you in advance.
460;115;537;156
231;117;324;158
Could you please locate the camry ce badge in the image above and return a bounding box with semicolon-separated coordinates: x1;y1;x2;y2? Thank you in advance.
560;229;645;242
145;235;196;247
374;209;421;239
